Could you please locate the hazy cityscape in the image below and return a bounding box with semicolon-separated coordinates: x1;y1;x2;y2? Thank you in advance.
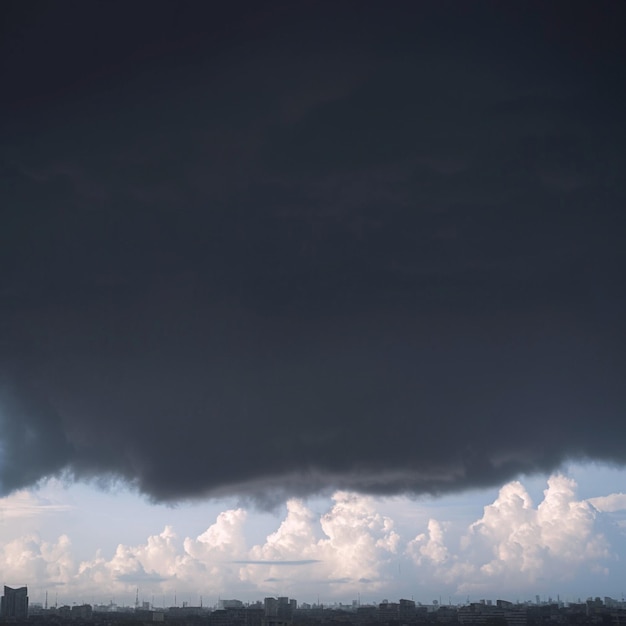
3;586;626;625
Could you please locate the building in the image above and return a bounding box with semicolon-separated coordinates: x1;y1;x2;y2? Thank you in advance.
458;601;527;626
264;598;278;618
219;600;244;610
1;586;29;620
378;601;400;622
71;604;93;620
263;597;292;626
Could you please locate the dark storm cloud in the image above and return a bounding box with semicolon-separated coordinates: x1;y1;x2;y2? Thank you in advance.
1;1;625;503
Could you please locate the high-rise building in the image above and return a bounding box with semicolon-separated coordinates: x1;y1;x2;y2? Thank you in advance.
264;598;278;617
1;586;29;620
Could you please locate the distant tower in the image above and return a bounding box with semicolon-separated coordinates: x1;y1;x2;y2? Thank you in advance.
135;588;139;610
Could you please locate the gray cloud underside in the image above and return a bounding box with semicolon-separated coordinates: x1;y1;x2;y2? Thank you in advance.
0;2;624;503
232;561;320;566
116;573;169;584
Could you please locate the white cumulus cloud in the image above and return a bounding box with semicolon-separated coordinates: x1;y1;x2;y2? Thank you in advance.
406;474;612;596
242;492;400;595
1;477;622;604
407;519;450;565
588;493;626;513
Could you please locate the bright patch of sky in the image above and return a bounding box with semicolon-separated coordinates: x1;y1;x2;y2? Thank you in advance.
1;463;625;608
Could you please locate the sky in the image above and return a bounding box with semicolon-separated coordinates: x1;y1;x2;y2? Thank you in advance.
1;0;625;605
2;465;626;607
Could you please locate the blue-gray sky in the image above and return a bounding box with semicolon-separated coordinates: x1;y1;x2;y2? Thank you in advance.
2;465;626;605
1;0;625;598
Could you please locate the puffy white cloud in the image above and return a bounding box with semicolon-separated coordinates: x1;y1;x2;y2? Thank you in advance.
242;492;400;595
249;500;318;561
318;491;400;582
588;493;626;513
0;534;74;587
183;509;249;594
1;477;622;604
407;475;612;595
407;519;449;565
185;508;248;560
0;482;73;519
72;495;401;601
534;475;608;564
75;525;193;602
107;526;183;580
406;519;476;589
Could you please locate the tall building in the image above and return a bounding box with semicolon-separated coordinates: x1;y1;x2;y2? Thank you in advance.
1;586;29;620
263;598;291;626
264;598;278;617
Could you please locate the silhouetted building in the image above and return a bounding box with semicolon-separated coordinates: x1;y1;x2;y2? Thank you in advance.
264;598;278;618
1;586;29;620
263;597;292;626
71;604;93;620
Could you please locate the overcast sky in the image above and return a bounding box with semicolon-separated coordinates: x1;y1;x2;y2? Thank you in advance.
1;0;625;602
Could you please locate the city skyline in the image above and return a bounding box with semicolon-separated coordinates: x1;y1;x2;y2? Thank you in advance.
7;583;626;614
8;588;626;626
1;0;625;608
